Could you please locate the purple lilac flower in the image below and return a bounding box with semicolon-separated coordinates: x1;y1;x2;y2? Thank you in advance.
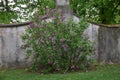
37;24;41;28
39;15;43;19
49;9;54;17
70;65;75;69
29;22;35;28
62;45;69;51
46;8;49;14
40;33;43;38
48;62;54;65
76;66;80;70
60;38;66;43
48;36;52;41
21;44;28;49
61;11;66;22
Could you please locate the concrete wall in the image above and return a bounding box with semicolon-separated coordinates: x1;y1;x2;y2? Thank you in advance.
0;26;31;68
84;24;99;59
85;25;120;64
0;24;99;68
0;24;120;69
98;27;120;64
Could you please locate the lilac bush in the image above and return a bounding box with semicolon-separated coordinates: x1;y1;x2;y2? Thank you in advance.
21;8;94;73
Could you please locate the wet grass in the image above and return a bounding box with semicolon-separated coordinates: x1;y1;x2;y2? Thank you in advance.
0;64;120;80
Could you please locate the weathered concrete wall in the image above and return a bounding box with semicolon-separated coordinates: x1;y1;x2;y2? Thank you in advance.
0;23;99;69
84;23;99;59
0;26;31;68
98;27;120;64
0;24;120;69
84;24;120;64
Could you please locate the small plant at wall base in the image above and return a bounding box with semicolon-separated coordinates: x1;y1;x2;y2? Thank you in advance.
21;9;94;74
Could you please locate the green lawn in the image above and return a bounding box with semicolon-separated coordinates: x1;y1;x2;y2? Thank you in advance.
0;65;120;80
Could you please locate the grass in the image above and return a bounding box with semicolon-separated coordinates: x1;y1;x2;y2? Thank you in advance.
0;64;120;80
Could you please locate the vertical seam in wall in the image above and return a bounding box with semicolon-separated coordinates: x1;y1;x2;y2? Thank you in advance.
15;27;19;65
0;28;3;65
0;29;1;63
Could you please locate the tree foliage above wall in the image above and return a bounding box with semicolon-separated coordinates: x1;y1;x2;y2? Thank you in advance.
70;0;120;24
0;0;55;23
0;0;120;24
